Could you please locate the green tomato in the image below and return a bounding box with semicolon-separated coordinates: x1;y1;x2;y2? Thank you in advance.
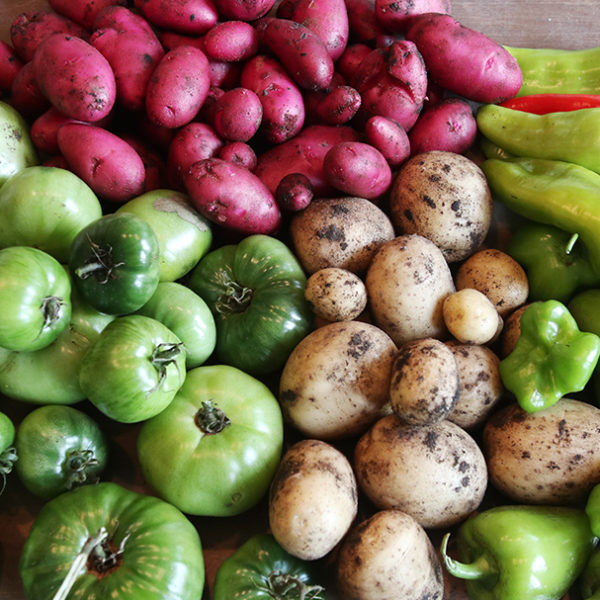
0;411;17;494
69;212;161;315
0;283;114;404
0;100;38;189
15;405;108;499
0;166;102;263
80;314;187;423
116;189;212;282
137;364;283;516
19;481;205;600
0;246;71;351
135;281;216;369
214;533;327;600
188;234;313;376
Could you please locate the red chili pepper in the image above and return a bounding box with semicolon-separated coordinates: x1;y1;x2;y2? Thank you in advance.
500;93;600;114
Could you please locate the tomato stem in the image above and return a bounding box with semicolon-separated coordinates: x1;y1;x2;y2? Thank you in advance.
40;296;66;330
0;446;17;495
64;448;99;490
216;276;253;315
74;237;124;284
150;342;185;393
255;571;326;600
195;400;231;434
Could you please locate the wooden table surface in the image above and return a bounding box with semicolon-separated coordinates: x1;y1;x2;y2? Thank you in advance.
0;1;598;599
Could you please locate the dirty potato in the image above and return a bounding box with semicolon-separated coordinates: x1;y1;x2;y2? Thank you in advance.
269;439;358;561
389;150;493;263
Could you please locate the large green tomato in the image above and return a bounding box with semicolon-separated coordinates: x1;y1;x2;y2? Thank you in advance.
0;246;71;352
79;315;187;423
0;411;16;494
0;166;102;263
19;481;205;600
15;405;108;499
187;234;313;376
69;212;161;314
0;283;114;404
137;364;284;516
135;281;216;368
0;100;38;189
116;189;212;282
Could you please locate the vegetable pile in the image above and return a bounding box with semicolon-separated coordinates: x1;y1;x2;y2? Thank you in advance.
1;0;600;599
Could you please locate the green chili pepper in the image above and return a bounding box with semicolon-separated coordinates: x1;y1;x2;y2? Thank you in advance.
441;504;597;600
505;45;600;96
477;104;600;174
507;222;600;303
480;157;600;277
498;300;600;412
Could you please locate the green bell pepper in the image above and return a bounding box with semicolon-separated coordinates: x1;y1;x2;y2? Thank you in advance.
477;104;600;174
441;504;597;600
481;157;600;277
507;222;600;303
499;300;600;412
213;533;326;600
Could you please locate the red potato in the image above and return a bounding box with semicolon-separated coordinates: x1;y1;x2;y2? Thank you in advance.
159;30;205;51
0;41;23;93
92;4;157;34
132;112;177;151
364;115;411;168
315;85;361;125
10;10;89;63
218;141;257;171
202;21;259;62
184;157;281;234
133;0;218;35
50;0;127;30
9;60;50;118
212;87;263;142
255;124;360;196
344;0;385;42
145;45;210;129
375;0;452;32
336;43;372;82
276;172;314;212
408;97;477;155
57;123;146;202
90;8;165;112
240;55;305;144
323;141;392;200
121;134;168;192
276;0;349;61
406;13;522;104
260;18;335;91
167;122;224;190
32;33;116;122
212;0;276;21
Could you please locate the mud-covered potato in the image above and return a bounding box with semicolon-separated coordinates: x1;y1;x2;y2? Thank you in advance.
269;439;358;560
290;196;395;274
279;320;397;440
354;414;488;528
336;510;444;600
483;398;600;505
388;151;493;263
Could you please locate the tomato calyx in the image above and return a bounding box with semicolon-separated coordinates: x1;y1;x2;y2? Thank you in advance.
40;295;67;331
73;237;125;284
63;448;100;491
150;342;185;392
254;571;326;600
0;446;17;495
194;400;231;434
215;275;253;315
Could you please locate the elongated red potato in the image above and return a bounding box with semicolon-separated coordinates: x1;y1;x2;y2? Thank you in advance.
133;0;218;35
184;157;281;234
212;0;276;21
375;0;451;32
315;85;361;125
57;123;146;202
49;0;128;29
364;115;411;168
32;33;116;122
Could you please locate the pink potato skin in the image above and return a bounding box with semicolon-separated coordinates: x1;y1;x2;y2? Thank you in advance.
212;0;276;21
240;55;305;144
32;34;116;122
202;21;259;62
260;18;334;91
133;0;218;35
9;61;50;119
315;85;361;125
184;158;281;234
0;41;23;92
276;172;314;212
49;0;128;30
57;123;146;202
375;0;452;33
406;13;522;103
218;142;258;171
336;43;372;82
145;45;211;129
212;87;263;142
323;141;392;199
408;97;477;155
343;0;385;42
122;134;168;192
254;124;360;197
10;10;89;63
276;0;349;61
364;115;410;168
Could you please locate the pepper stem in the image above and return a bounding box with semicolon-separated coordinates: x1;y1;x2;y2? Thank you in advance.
565;233;580;255
0;446;17;495
440;533;496;581
63;448;99;490
254;571;325;600
195;400;231;434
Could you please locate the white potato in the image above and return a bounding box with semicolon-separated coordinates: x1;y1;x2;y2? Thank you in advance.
269;439;358;560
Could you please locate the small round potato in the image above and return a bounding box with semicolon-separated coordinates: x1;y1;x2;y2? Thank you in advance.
305;267;367;322
336;510;444;600
388;151;493;263
354;414;488;528
389;338;459;425
442;288;503;345
290;196;395;274
269;439;358;561
446;341;504;430
279;320;397;440
455;248;529;318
